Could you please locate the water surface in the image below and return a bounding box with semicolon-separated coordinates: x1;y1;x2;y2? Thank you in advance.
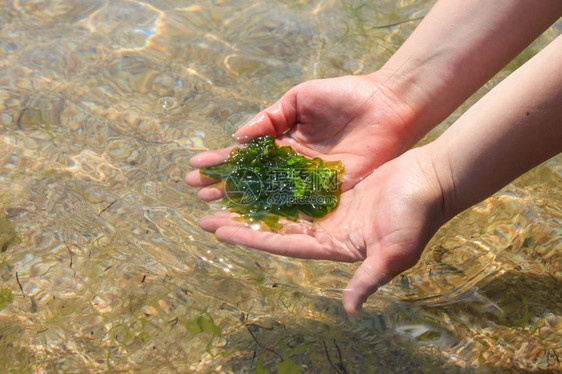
0;0;561;372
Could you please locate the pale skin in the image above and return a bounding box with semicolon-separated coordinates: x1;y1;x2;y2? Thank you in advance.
186;0;562;316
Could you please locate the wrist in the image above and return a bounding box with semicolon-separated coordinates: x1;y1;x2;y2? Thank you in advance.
386;145;453;228
423;142;459;223
364;69;440;148
366;65;455;142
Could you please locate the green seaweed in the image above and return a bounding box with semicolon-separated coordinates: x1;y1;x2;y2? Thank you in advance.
0;213;16;252
201;136;344;229
185;311;222;353
0;288;13;311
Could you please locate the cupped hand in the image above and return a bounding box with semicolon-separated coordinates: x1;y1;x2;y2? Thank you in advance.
186;71;422;200
197;147;448;317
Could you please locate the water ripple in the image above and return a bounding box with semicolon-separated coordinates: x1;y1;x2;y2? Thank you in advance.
0;0;560;372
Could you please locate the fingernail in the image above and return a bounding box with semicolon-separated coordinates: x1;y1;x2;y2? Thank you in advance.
189;156;202;165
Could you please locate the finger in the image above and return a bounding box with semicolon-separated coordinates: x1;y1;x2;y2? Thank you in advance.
214;225;352;261
279;221;314;234
189;146;236;168
197;183;225;201
342;256;392;318
185;170;219;187
200;211;313;233
199;213;243;233
234;92;298;143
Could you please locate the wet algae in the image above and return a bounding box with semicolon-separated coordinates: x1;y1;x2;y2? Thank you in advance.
201;136;344;229
0;212;16;252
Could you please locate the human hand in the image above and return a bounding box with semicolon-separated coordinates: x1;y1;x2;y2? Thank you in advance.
186;72;423;200
197;147;447;317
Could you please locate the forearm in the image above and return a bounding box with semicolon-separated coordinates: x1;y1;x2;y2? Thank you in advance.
376;0;562;141
429;34;562;220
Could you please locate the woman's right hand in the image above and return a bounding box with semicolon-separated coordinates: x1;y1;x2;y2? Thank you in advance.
186;71;427;199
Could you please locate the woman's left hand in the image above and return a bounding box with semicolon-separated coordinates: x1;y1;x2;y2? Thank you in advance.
197;147;447;316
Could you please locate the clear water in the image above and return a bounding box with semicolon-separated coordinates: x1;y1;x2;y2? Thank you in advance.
0;0;560;372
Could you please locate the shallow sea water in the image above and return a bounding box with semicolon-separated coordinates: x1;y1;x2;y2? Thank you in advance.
0;0;561;372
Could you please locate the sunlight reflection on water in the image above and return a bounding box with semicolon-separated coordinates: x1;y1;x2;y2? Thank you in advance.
0;0;561;372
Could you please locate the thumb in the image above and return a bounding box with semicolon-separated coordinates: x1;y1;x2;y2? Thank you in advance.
342;256;393;318
234;93;297;143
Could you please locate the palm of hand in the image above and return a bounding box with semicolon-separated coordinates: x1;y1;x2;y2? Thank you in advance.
264;75;417;188
187;73;417;194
